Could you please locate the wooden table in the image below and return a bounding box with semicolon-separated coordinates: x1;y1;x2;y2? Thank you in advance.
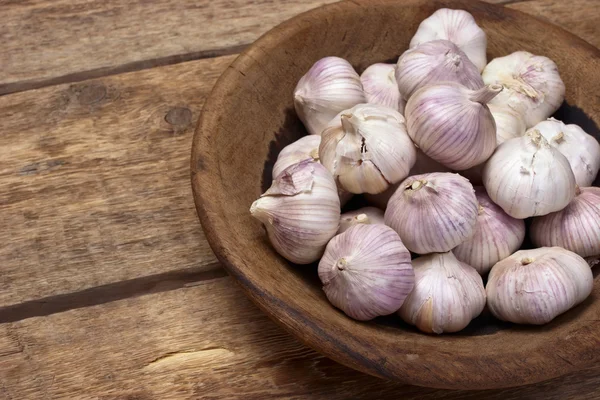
1;0;599;398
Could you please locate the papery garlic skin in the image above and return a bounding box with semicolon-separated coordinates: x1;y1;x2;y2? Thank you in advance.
482;51;565;128
272;135;321;178
530;118;600;186
360;63;405;114
319;224;415;321
250;160;340;264
487;247;593;325
531;187;600;257
489;103;527;145
384;173;478;254
319;104;417;194
409;8;487;72
453;187;526;274
398;252;485;334
338;207;385;234
406;83;501;170
483;130;576;218
396;40;483;100
294;57;366;135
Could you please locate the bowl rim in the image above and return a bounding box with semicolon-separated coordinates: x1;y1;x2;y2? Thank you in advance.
191;0;600;389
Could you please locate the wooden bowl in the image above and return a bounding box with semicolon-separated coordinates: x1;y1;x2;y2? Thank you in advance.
192;0;600;390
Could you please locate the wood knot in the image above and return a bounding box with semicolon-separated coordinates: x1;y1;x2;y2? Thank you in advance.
77;84;107;105
165;107;192;127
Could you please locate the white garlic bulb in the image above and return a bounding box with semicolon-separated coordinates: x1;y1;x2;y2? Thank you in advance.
250;160;340;264
483;130;576;218
396;40;483;100
384;173;478;254
453;187;526;275
272;135;321;178
482;51;565;128
488;103;527;145
409;8;487;71
398;252;486;334
294;57;366;135
487;247;593;325
360;63;405;113
530;118;600;186
531;187;600;257
319;224;415;321
405;83;501;170
319;104;417;194
338;207;385;234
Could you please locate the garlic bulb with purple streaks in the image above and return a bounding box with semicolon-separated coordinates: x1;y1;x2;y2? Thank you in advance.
250;160;340;264
483;130;576;218
410;9;487;71
319;104;417;194
272;135;321;178
294;57;366;135
319;224;415;321
360;63;405;113
396;40;483;100
453;187;526;275
338;207;385;234
530;118;600;186
398;252;486;334
486;247;593;325
530;187;600;257
384;173;478;254
482;51;565;128
489;103;527;145
405;83;501;170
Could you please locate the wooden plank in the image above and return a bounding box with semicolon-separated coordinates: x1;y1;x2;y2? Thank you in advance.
2;277;600;399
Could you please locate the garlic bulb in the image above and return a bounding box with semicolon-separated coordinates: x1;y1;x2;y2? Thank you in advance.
250;160;340;264
487;247;593;325
319;104;417;194
384;173;478;254
531;187;600;257
405;83;501;170
530;118;600;186
396;40;483;100
294;57;366;135
272;135;321;178
483;130;576;218
338;207;385;234
319;224;415;321
360;63;405;113
409;8;487;71
489;103;527;145
453;187;526;275
482;51;565;128
398;252;485;334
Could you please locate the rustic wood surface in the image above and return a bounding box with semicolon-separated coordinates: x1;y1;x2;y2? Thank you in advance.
0;0;599;398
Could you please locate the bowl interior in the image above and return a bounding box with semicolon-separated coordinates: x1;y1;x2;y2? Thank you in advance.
192;0;600;389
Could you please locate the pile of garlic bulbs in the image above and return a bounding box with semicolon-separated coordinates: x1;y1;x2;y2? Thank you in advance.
251;8;600;333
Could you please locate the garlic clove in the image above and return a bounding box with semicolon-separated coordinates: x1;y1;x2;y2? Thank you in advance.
531;187;600;258
360;63;405;114
483;129;576;218
529;118;600;187
409;9;487;71
319;104;417;194
396;39;484;100
482;51;565;128
319;224;415;321
272;135;321;179
405;83;501;170
453;187;526;275
398;252;486;334
486;247;593;325
250;159;340;264
384;172;479;254
337;206;385;234
294;57;366;135
488;103;527;145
